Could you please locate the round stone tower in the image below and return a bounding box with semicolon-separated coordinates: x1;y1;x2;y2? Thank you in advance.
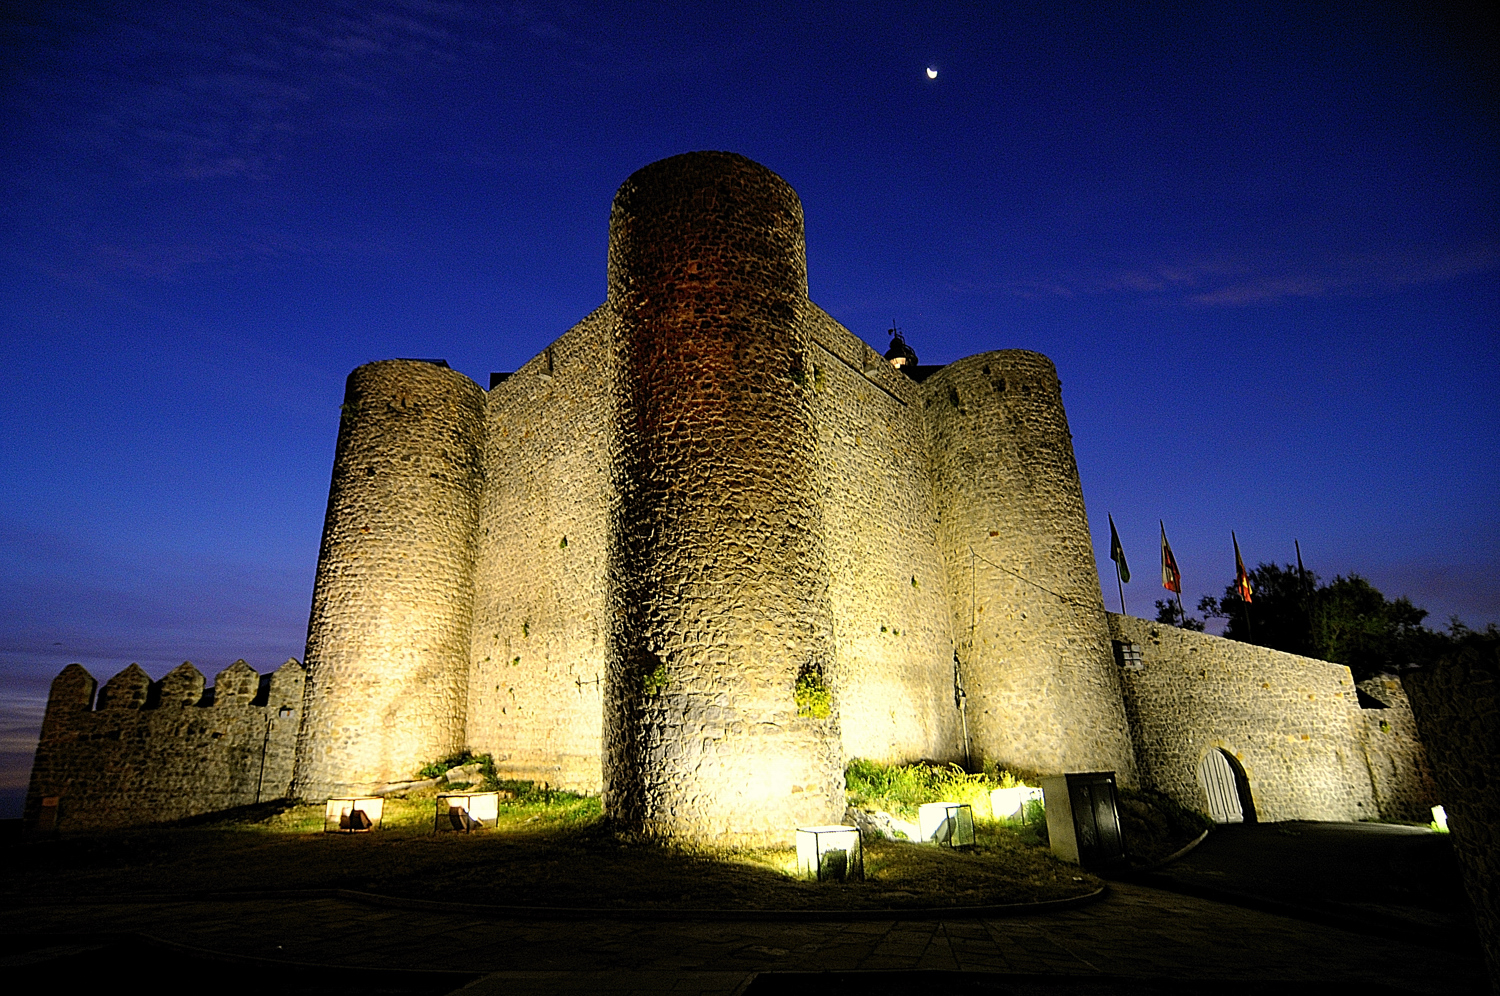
293;359;486;799
924;351;1138;783
603;151;845;843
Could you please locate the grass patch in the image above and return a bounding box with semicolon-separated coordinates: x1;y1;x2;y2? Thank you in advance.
846;759;1212;869
845;757;1029;820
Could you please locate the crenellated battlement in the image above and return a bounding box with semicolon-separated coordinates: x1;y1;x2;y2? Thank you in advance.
24;659;305;831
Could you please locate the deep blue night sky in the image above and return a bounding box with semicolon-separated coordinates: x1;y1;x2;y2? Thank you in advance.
2;2;1495;814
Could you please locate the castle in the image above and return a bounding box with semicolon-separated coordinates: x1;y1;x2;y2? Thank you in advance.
24;152;1435;841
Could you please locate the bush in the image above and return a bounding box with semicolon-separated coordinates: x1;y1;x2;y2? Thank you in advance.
845;758;1025;821
1116;787;1213;866
416;751;499;790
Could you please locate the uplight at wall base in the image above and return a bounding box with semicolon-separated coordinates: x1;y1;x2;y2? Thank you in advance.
918;801;976;847
796;825;864;881
990;786;1043;822
436;792;500;832
324;797;384;832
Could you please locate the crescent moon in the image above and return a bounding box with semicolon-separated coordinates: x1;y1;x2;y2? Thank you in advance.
926;67;938;79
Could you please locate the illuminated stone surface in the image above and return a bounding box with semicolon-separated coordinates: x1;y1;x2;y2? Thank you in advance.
603;152;844;842
1108;613;1439;822
293;359;486;799
468;309;616;793
23;659;303;829
1355;675;1438;822
927;352;1139;782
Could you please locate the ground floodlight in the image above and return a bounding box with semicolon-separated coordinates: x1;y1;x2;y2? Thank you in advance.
435;791;500;832
796;825;864;881
918;801;975;847
990;786;1043;823
324;797;384;833
1431;805;1448;832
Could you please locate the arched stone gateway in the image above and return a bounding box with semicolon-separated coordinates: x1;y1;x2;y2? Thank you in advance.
1198;747;1255;824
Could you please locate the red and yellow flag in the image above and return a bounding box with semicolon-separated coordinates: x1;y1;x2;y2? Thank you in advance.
1160;521;1181;594
1233;531;1253;603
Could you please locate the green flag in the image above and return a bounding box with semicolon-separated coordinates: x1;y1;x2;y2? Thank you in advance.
1109;514;1130;583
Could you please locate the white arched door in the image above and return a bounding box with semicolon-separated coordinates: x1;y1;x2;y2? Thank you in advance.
1197;749;1245;823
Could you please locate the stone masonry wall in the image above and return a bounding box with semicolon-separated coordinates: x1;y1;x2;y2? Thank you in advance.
1355;675;1437;822
602;152;845;842
804;306;961;765
468;308;614;793
24;659;304;830
1402;655;1500;991
294;359;487;799
924;352;1138;783
1108;613;1376;822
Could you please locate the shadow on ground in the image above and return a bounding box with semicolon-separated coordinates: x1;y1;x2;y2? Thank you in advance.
0;933;479;995
745;970;1428;994
1137;821;1476;947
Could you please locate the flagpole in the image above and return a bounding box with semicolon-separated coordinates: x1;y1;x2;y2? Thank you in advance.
1295;538;1312;651
1116;560;1127;617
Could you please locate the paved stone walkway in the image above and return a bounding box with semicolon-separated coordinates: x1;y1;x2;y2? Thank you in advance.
0;878;1486;994
1145;820;1472;940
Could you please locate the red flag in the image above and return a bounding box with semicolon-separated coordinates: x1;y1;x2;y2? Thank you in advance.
1233;531;1253;603
1160;521;1181;594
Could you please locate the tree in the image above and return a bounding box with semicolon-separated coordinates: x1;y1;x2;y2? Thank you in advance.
1154;598;1204;631
1314;574;1432;677
1197;563;1476;681
1198;562;1318;656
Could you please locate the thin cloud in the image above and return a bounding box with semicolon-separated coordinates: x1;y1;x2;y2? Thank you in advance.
957;245;1500;306
0;694;47;755
1188;247;1500;305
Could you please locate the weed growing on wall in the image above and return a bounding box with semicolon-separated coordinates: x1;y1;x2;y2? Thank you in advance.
416;751;500;789
642;659;669;697
794;669;832;719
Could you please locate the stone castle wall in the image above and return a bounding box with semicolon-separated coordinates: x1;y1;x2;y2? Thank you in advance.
468;308;615;793
1108;613;1376;822
294;359;487;799
1402;655;1500;989
24;660;303;830
925;353;1138;783
805;306;961;766
1355;675;1437;822
602;152;845;843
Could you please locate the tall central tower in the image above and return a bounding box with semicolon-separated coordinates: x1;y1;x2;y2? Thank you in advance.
602;152;846;842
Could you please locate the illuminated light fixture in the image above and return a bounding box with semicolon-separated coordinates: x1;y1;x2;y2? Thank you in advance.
1431;805;1448;832
990;785;1043;823
435;791;500;832
796;825;864;881
918;801;976;847
324;797;384;833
